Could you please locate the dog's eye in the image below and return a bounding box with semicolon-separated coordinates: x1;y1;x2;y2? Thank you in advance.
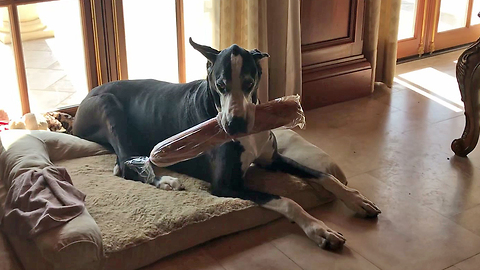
244;80;254;90
216;81;226;91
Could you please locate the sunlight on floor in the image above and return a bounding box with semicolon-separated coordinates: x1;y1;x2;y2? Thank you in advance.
393;77;463;112
397;67;463;107
395;51;464;113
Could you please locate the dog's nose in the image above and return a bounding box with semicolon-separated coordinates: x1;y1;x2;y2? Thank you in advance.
226;116;247;135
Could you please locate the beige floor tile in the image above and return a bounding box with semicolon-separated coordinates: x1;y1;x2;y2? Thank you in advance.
47;61;64;70
296;84;463;178
140;220;297;270
453;205;480;236
432;116;480;169
300;102;424;140
25;69;66;90
23;50;57;69
140;247;225;270
271;233;380;270
203;222;303;270
28;90;73;113
205;241;302;270
444;266;462;270
44;76;78;93
454;253;480;270
402;115;480;174
305;173;480;270
298;118;451;178
55;90;89;108
368;162;480;218
401;115;465;156
298;92;399;140
373;85;462;124
396;50;462;77
21;39;52;52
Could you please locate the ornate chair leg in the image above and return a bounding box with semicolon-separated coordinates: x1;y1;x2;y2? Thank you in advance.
452;37;480;157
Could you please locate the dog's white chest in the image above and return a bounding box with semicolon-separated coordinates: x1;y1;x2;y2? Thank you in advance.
236;131;275;173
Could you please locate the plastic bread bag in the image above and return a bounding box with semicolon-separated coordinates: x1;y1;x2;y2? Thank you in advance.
149;94;306;167
123;156;157;185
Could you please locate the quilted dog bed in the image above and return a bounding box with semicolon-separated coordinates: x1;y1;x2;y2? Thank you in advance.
0;129;346;270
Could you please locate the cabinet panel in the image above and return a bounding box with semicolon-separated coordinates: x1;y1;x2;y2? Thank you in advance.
300;0;372;110
301;0;364;67
301;0;351;46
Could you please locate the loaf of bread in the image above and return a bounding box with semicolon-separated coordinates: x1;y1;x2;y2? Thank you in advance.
149;95;305;167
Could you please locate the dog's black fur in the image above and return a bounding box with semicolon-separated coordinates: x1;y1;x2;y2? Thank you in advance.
72;39;305;204
73;39;380;250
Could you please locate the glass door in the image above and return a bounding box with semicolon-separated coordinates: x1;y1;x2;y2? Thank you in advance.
397;0;480;59
432;0;480;52
112;0;216;84
0;0;103;118
397;0;428;59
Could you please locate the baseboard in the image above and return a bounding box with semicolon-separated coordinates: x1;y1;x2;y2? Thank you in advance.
301;58;372;110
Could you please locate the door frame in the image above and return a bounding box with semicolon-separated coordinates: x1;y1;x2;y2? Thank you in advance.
428;0;480;52
397;0;480;59
0;0;103;115
397;0;428;59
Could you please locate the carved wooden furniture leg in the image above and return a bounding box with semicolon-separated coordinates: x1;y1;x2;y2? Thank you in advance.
451;37;480;157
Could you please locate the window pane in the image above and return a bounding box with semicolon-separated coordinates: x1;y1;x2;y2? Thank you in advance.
123;0;178;83
471;0;480;25
438;0;469;32
17;0;88;113
184;0;215;82
398;0;418;40
0;7;22;119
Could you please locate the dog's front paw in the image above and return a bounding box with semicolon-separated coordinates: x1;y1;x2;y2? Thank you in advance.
341;189;381;218
304;220;345;250
154;176;185;191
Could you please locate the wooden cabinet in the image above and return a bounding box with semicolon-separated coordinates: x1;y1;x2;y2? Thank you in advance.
301;0;372;110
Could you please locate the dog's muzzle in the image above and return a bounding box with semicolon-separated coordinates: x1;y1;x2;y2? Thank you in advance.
225;116;247;135
217;102;255;136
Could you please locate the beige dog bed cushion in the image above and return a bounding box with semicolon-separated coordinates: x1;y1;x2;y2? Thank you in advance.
0;129;346;270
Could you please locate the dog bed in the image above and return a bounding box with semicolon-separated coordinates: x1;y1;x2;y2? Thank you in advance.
0;129;346;270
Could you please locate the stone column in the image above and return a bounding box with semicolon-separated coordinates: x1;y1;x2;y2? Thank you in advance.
0;5;54;44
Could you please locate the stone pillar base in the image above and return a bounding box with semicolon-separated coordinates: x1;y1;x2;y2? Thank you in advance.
0;5;54;44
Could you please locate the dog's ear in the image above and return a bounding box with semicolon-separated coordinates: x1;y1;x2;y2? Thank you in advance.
189;37;220;63
249;49;269;61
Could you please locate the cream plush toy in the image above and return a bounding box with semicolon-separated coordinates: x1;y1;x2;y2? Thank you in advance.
9;113;49;131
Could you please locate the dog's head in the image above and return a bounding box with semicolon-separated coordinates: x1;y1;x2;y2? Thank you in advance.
190;38;269;135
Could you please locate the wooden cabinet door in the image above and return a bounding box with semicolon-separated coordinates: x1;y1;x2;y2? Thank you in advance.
301;0;372;110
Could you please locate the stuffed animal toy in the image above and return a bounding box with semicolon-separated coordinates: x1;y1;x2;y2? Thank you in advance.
43;112;74;134
8;111;75;133
9;113;49;131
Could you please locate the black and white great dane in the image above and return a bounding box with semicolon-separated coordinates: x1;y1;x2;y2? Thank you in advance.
73;38;380;250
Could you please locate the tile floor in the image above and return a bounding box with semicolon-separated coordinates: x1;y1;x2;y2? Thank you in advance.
21;39;88;113
0;0;90;118
140;50;480;270
0;38;88;117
